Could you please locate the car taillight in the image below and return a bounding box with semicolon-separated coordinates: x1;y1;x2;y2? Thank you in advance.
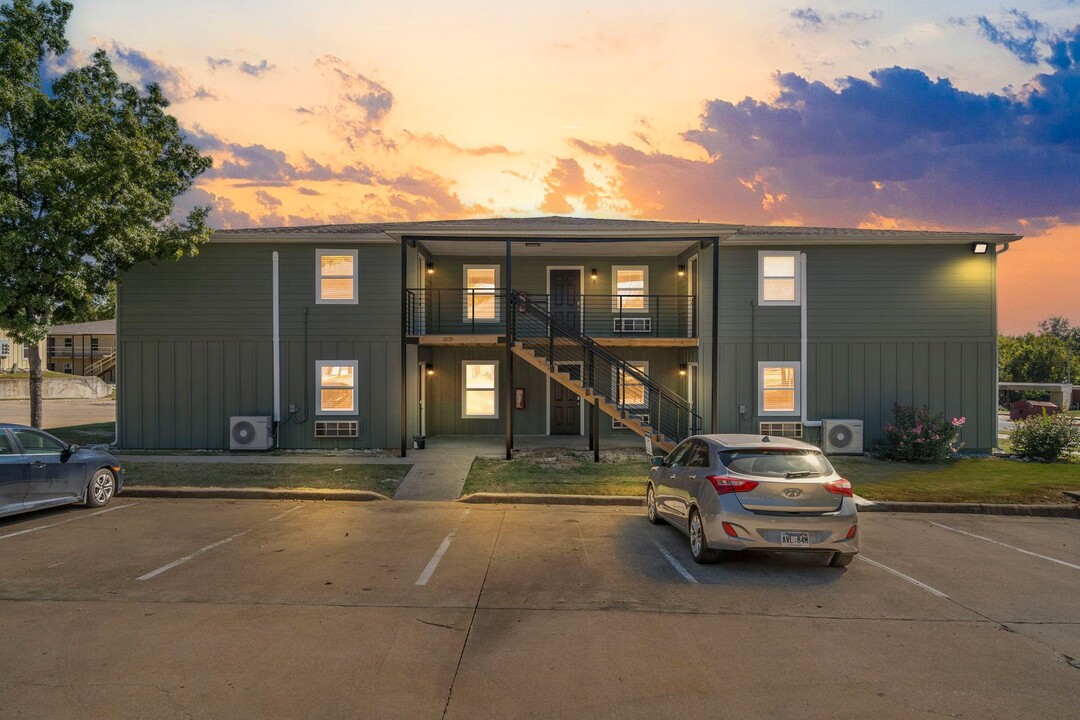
706;475;759;495
845;525;858;539
824;478;853;497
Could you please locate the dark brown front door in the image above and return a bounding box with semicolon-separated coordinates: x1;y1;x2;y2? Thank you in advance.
549;269;580;332
551;364;581;435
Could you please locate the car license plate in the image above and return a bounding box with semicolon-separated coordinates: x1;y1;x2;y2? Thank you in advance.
781;531;810;547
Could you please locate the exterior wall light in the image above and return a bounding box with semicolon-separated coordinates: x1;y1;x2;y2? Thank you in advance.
425;363;435;376
679;363;688;376
426;262;435;274
971;242;989;254
678;264;686;277
590;268;598;281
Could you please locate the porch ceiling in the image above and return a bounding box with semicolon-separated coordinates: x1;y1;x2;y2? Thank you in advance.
417;239;702;257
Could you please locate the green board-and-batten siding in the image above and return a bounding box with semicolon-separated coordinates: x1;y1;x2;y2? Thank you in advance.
118;243;409;449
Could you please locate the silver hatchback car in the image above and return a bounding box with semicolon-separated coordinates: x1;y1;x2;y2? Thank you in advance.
646;434;859;567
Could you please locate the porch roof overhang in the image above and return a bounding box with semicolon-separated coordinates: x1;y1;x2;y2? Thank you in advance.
410;238;713;257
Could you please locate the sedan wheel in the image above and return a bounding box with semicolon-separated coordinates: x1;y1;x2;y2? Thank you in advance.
87;469;116;508
646;485;663;525
688;509;722;564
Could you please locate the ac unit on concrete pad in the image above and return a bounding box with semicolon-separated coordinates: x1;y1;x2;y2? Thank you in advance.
822;419;864;454
230;416;273;451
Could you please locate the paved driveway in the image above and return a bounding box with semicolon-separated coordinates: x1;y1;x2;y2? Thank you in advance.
0;500;1077;719
0;398;115;428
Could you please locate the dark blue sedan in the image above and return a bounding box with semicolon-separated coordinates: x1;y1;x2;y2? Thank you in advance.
0;423;123;519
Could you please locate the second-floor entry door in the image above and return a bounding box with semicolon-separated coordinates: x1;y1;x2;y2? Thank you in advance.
549;269;581;333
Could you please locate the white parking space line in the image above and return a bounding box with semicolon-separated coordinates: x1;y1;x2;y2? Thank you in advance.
0;503;136;542
858;555;949;598
654;542;698;584
929;521;1080;572
136;505;302;581
416;533;455;586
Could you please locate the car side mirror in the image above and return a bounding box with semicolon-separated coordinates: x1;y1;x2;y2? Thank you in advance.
650;455;665;467
64;444;79;457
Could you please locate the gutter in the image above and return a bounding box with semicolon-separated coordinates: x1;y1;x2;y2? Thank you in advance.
799;252;821;429
272;251;281;445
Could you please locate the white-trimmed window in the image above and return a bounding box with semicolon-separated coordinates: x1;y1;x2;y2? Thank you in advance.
317;361;358;415
462;361;498;418
759;361;800;415
613;361;649;428
612;266;648;312
463;265;499;321
758;251;800;306
316;249;359;304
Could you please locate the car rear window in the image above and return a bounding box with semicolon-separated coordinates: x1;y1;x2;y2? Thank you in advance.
717;449;833;478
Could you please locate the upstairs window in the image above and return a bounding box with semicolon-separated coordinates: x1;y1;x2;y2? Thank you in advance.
463;265;499;321
91;337;100;351
612;266;648;312
759;251;800;306
759;362;800;415
462;361;498;418
317;361;358;415
317;249;359;304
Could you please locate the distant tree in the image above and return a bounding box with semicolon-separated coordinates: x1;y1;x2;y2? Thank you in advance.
999;333;1072;383
0;0;212;428
1037;315;1080;357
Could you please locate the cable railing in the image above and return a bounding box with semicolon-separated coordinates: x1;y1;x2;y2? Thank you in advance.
509;292;700;444
405;288;696;338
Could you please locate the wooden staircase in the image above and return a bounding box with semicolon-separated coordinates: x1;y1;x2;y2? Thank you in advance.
512;342;676;453
83;352;116;378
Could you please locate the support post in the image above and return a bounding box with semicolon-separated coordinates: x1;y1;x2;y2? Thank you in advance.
400;238;409;458
711;237;720;434
592;397;600;463
505;239;513;460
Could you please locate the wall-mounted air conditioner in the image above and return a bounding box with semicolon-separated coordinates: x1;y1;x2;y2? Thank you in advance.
613;317;651;333
230;416;273;451
821;419;864;454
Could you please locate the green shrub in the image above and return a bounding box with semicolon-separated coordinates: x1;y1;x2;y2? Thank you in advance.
878;404;965;462
1009;411;1080;462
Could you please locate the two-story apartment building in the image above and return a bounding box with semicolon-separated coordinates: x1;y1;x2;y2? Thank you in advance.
116;217;1017;456
47;319;117;381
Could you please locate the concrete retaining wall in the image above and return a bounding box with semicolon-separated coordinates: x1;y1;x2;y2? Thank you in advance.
0;376;110;400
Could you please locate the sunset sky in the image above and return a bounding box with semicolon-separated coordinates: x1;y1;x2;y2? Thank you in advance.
57;0;1080;333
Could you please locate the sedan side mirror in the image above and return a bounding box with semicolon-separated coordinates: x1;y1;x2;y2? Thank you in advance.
64;444;79;458
650;455;665;467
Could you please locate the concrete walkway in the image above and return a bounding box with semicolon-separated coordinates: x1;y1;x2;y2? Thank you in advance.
393;437;500;501
393;434;647;501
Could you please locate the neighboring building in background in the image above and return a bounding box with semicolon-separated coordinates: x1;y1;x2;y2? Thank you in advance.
47;320;117;382
0;330;45;374
116;217;1017;454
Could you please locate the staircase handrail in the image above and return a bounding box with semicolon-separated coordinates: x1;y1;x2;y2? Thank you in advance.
509;291;700;439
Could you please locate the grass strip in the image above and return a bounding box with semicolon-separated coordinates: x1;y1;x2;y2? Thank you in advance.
123;461;411;496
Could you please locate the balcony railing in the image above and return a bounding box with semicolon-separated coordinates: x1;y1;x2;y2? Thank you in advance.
405;288;696;338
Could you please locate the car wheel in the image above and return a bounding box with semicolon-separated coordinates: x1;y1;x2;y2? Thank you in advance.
646;484;664;525
86;468;116;508
829;552;856;568
688;508;722;564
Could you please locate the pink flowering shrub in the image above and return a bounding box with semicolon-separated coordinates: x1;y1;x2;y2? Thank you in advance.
878;404;965;462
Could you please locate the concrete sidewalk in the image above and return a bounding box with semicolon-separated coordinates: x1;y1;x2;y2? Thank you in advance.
393;437;498;501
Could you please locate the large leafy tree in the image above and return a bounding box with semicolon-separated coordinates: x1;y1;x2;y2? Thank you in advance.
0;0;212;428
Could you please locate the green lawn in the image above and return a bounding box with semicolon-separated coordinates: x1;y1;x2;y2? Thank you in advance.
831;456;1080;504
1;370;71;379
47;422;116;446
463;450;1080;504
122;462;411;495
463;449;651;496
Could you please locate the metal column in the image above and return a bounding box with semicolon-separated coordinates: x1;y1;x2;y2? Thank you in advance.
504;239;513;460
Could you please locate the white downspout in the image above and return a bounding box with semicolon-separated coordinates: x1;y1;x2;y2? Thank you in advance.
799;252;821;428
272;251;281;428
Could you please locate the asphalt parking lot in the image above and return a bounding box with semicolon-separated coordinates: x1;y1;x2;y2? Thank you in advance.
0;500;1077;719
